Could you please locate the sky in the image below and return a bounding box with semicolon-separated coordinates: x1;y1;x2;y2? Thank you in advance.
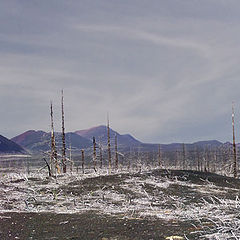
1;0;240;143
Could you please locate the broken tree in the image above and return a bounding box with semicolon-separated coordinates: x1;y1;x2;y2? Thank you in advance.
61;90;67;173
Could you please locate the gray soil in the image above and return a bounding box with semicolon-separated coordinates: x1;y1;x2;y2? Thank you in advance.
1;169;240;240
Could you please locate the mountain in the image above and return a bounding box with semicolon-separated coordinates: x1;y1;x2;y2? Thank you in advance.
12;130;47;151
12;127;225;155
12;130;92;153
0;135;26;154
158;140;223;151
12;130;50;152
191;140;223;149
138;140;223;152
75;126;224;152
75;125;141;149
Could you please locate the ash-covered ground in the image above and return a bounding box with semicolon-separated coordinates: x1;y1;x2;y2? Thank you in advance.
1;166;240;239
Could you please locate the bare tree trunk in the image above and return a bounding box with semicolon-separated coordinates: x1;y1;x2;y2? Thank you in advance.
115;134;118;170
203;149;208;172
128;148;131;171
200;156;204;172
107;114;111;174
81;149;85;174
61;90;66;173
182;143;186;170
50;102;59;176
231;102;237;178
69;139;73;173
197;148;200;171
99;143;103;169
93;137;97;172
206;147;210;172
50;102;54;176
175;150;179;169
137;146;142;172
26;160;30;175
43;158;52;177
213;151;217;173
158;144;161;168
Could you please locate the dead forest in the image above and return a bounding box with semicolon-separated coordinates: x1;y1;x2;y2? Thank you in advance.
40;92;238;180
1;92;240;240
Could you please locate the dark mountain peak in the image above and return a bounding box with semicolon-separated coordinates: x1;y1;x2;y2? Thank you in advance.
75;125;115;141
11;130;47;146
75;125;141;148
0;135;26;154
75;125;111;139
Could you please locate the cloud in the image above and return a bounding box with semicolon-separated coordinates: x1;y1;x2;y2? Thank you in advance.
74;24;210;57
0;1;240;143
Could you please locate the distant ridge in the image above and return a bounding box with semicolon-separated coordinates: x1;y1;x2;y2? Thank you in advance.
0;134;26;154
140;140;223;152
12;127;225;154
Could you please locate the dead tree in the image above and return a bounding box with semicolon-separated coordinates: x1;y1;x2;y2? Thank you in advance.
212;150;217;173
61;90;67;173
182;143;186;170
232;102;237;178
175;150;179;169
115;134;118;170
81;149;85;174
26;160;30;175
93;137;97;172
43;158;52;177
50;102;59;176
196;147;200;171
107;114;111;173
205;147;210;172
158;144;161;168
128;148;131;171
99;143;103;169
69;138;73;173
203;148;207;172
137;146;142;172
50;102;54;175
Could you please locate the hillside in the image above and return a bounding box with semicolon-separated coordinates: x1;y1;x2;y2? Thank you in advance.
75;125;141;148
0;135;26;154
11;130;92;153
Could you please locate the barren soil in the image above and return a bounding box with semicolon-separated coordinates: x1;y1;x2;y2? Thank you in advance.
1;169;240;239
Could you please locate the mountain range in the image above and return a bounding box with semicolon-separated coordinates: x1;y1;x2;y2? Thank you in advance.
7;125;224;155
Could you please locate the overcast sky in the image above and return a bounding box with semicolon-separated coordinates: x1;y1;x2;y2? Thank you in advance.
1;0;240;143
